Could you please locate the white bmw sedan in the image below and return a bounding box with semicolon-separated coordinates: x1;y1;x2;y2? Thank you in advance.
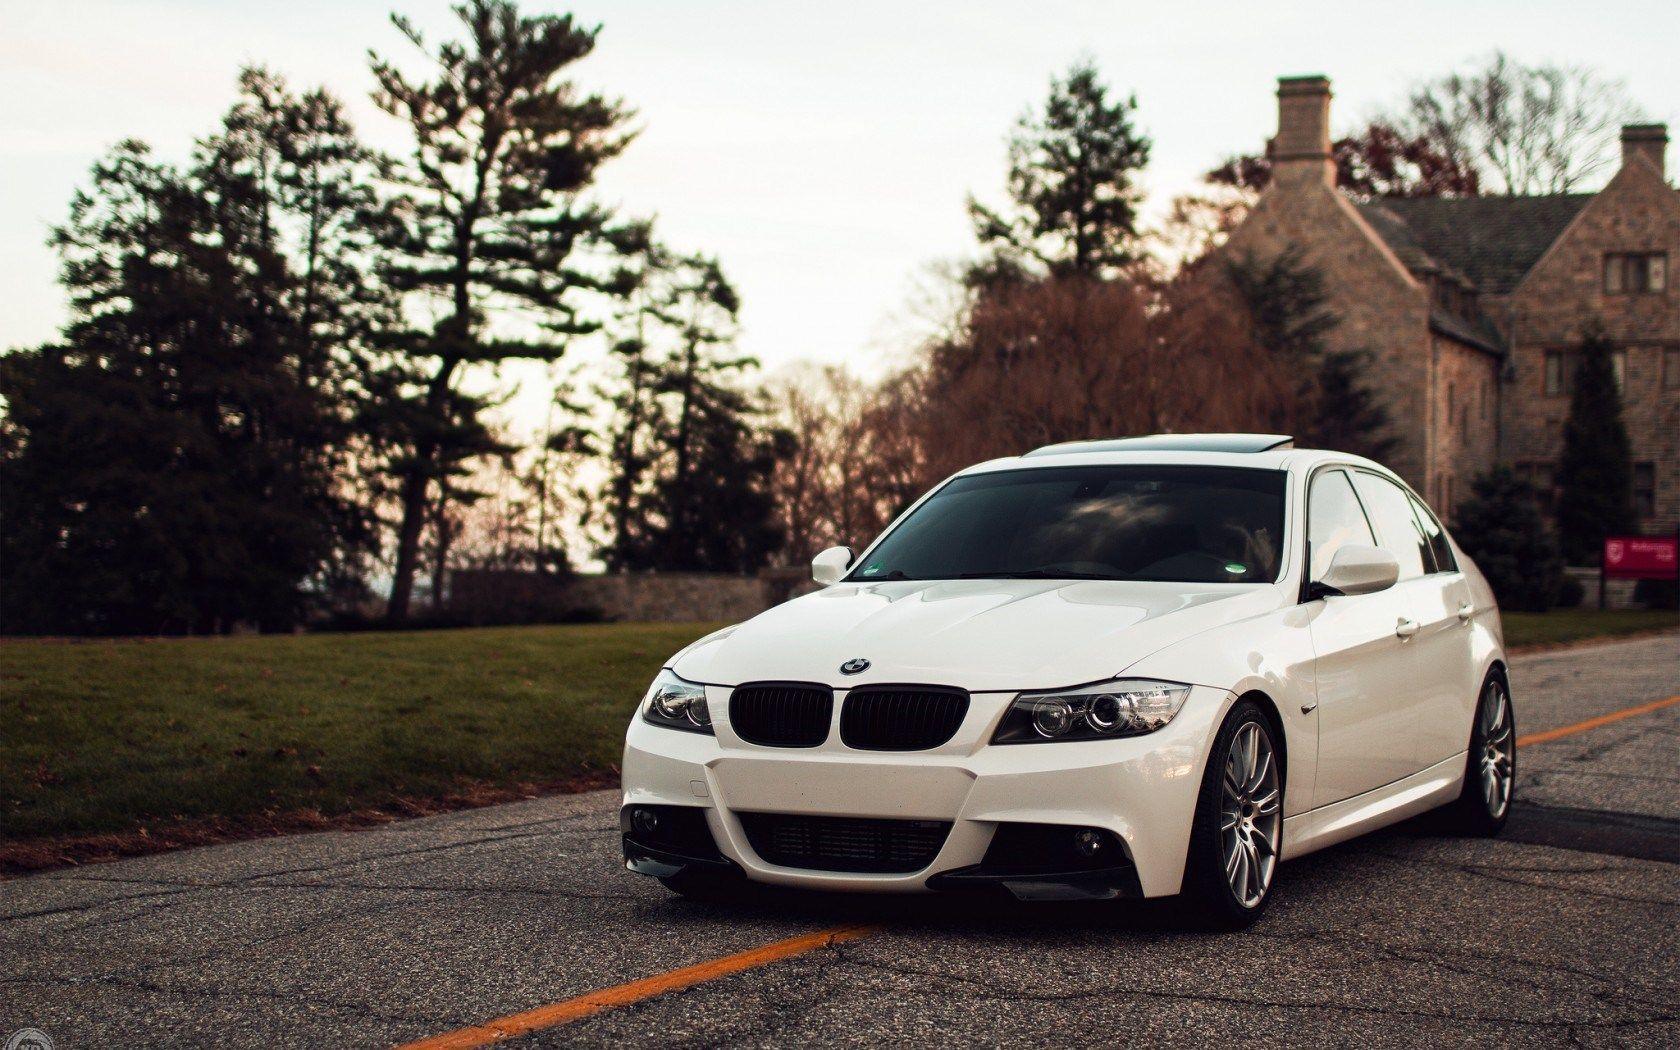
620;434;1513;926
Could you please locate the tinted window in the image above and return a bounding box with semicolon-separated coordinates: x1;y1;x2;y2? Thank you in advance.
1350;472;1431;580
1308;469;1377;579
1407;493;1457;573
851;465;1286;584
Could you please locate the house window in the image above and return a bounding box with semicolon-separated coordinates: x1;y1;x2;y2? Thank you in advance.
1544;349;1627;396
1666;347;1680;389
1634;463;1656;518
1516;461;1556;512
1604;252;1667;294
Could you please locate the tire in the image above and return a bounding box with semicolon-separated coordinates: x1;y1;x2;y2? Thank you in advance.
1442;674;1515;836
1179;700;1283;930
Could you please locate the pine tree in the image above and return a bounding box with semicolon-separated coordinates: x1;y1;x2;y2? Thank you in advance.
370;0;640;621
968;60;1152;279
1453;468;1565;612
596;235;671;571
599;253;787;572
1226;249;1396;460
0;72;383;635
1555;328;1635;564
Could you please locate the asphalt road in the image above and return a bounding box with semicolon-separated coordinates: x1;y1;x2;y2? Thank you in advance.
4;632;1678;1048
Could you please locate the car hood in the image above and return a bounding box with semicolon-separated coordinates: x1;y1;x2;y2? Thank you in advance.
669;578;1285;692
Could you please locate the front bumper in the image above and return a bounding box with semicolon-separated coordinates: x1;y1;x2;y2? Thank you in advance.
621;684;1232;898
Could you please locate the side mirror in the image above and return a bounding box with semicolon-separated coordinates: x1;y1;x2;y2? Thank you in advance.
1314;543;1399;597
811;546;854;585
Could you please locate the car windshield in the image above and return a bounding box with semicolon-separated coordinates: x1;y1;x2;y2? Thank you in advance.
849;465;1287;584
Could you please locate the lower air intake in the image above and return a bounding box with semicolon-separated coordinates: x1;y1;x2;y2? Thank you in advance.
738;813;952;874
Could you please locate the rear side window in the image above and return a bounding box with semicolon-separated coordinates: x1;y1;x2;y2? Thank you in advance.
1407;493;1457;573
1307;469;1377;579
1350;472;1431;581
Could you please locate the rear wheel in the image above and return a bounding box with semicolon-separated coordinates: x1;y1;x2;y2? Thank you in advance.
1180;701;1282;929
1443;675;1515;835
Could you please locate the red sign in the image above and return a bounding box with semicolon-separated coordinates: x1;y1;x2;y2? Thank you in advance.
1603;535;1679;580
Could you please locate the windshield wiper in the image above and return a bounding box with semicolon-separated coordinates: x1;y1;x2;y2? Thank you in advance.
957;569;1124;580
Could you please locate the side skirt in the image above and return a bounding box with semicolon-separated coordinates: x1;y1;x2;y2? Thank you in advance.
1281;754;1466;861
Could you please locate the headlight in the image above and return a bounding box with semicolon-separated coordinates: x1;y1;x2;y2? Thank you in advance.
992;679;1192;744
641;668;713;734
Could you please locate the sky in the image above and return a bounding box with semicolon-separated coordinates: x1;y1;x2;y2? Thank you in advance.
3;0;1676;433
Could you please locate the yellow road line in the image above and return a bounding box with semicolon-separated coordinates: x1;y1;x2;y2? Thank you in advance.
396;924;877;1050
399;692;1680;1049
1517;693;1680;748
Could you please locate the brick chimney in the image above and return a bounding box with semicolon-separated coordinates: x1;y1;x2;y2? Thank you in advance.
1273;75;1334;187
1621;124;1668;178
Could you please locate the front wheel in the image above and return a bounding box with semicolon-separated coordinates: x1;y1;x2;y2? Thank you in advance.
1443;676;1515;835
1180;701;1283;929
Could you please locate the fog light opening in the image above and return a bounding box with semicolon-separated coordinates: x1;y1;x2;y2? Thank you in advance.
1073;828;1105;858
631;808;660;836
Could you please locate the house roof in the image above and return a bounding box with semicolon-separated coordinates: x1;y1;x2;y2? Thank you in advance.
1428;307;1505;355
1354;195;1592;295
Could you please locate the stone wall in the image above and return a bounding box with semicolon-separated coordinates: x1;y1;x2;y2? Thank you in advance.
1428;335;1502;518
1561;567;1644;611
1222;175;1436;489
1501;151;1680;533
448;567;820;625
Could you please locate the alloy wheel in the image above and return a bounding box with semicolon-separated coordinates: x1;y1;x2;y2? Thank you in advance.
1220;721;1281;909
1479;682;1514;820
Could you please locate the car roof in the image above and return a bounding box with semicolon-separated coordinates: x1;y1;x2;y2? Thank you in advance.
958;439;1391;480
1023;433;1294;456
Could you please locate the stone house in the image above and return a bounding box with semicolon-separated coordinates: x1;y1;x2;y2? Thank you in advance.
1222;75;1679;536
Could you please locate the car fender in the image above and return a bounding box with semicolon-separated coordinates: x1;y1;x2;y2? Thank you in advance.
1120;602;1321;818
1458;550;1509;720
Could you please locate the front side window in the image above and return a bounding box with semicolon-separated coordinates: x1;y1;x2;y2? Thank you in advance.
1349;472;1431;581
1308;469;1377;580
850;465;1286;584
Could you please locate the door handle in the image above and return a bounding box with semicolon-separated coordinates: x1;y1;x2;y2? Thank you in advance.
1395;617;1420;639
1457;602;1474;623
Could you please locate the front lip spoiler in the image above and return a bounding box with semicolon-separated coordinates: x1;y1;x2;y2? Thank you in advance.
622;835;742;880
926;864;1144;901
625;836;1143;901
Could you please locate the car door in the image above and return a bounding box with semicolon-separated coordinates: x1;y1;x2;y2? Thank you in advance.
1403;490;1480;770
1344;471;1451;778
1305;467;1421;807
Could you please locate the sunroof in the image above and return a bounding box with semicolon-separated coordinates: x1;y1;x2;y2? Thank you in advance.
1023;434;1294;457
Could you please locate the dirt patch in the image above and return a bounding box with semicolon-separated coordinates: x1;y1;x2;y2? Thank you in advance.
0;769;619;879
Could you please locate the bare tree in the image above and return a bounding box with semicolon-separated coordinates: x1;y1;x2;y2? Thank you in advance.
769;365;927;559
1392;51;1643;195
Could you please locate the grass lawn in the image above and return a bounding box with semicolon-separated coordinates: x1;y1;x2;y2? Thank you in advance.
1;622;720;845
1501;608;1677;650
2;610;1674;852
